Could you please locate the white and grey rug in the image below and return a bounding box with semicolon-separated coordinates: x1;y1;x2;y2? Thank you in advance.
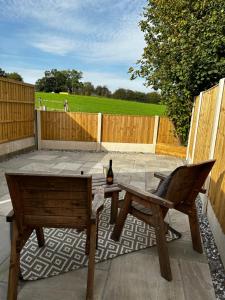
20;200;180;280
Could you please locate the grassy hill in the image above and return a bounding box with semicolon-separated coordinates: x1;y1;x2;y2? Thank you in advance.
35;92;166;116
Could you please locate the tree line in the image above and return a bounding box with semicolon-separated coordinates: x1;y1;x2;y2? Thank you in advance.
0;67;161;104
0;68;23;82
35;69;161;104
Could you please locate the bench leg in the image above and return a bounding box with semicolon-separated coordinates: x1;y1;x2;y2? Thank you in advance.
86;222;96;300
36;227;45;247
8;221;20;300
153;206;172;281
110;191;119;224
111;193;131;241
189;206;203;253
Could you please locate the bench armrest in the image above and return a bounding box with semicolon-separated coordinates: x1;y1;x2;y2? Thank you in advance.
154;172;168;180
91;188;105;220
118;183;174;208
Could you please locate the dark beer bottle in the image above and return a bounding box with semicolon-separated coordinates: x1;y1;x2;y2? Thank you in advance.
106;159;114;185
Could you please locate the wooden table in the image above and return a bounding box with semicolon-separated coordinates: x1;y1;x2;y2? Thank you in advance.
92;176;121;224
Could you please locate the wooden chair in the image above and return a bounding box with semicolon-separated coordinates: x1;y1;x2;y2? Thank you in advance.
5;173;102;300
111;159;216;281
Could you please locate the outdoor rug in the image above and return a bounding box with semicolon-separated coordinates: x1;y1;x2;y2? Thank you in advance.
20;199;181;280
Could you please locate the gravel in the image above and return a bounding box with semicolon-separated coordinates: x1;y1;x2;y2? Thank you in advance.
196;198;225;300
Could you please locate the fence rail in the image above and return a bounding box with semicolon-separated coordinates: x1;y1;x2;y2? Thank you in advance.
0;78;35;144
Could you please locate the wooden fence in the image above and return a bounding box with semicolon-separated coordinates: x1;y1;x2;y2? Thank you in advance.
41;111;98;142
38;111;185;157
0;77;35;144
102;114;155;144
156;117;186;157
187;78;225;233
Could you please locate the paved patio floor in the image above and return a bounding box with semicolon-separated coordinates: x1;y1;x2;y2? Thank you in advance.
0;150;215;299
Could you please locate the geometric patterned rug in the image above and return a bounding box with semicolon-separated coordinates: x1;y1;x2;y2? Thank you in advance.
20;199;180;280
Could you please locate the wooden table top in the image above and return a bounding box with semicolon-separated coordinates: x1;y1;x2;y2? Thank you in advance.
92;176;121;194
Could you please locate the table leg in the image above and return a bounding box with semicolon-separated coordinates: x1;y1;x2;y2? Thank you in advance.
110;192;119;224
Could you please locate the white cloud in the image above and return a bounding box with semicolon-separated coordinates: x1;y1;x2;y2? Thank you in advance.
30;35;77;56
0;0;92;34
87;24;145;63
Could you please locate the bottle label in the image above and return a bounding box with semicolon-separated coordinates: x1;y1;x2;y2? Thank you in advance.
107;177;113;183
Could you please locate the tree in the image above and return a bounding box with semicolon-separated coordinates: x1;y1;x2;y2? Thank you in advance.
95;85;111;97
35;69;83;93
7;72;23;82
0;68;7;77
82;82;95;96
129;0;225;143
146;92;161;104
113;88;127;99
0;68;23;81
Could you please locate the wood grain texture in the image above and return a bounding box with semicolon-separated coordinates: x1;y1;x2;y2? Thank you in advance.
41;111;98;141
156;117;186;158
101;114;155;143
156;117;181;145
208;84;225;233
0;78;35;144
155;143;186;158
193;86;218;163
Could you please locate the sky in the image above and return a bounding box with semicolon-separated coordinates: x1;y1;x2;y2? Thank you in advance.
0;0;150;92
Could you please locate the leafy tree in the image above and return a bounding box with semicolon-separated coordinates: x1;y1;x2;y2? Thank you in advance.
35;69;82;93
7;72;23;82
0;68;23;81
95;85;111;97
113;88;127;99
0;68;7;77
146;92;161;104
82;82;95;96
113;88;161;103
129;0;225;144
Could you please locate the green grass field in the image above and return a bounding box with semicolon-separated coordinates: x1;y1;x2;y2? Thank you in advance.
35;92;166;116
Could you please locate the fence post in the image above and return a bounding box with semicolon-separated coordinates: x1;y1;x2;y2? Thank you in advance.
191;91;203;163
186;103;195;163
153;116;159;153
36;110;42;150
97;113;102;151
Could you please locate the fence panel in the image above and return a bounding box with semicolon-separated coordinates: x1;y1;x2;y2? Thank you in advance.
156;117;186;158
41;111;98;142
0;78;35;144
102;114;155;144
208;86;225;232
193;86;218;163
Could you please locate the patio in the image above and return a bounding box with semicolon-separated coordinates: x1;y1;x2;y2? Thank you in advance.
0;150;215;300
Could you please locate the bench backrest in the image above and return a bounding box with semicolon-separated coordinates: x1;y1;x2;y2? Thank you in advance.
165;160;215;206
6;173;92;233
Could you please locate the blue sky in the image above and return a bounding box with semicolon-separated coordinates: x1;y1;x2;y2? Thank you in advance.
0;0;150;92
